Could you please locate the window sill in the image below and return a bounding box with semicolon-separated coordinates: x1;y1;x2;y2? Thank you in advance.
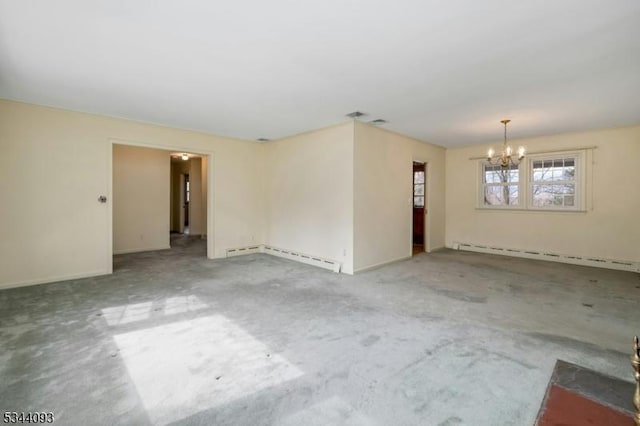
476;207;587;213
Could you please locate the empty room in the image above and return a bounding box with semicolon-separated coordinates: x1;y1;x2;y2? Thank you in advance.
1;1;639;425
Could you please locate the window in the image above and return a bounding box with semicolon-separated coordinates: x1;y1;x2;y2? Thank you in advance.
481;163;520;207
479;151;585;211
530;157;576;209
414;170;425;207
528;153;583;210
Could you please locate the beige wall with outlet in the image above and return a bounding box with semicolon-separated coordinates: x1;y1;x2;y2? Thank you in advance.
353;122;446;272
263;122;355;273
113;144;170;254
445;125;640;263
0;100;264;289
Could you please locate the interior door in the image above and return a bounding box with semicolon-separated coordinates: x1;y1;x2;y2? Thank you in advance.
413;162;426;248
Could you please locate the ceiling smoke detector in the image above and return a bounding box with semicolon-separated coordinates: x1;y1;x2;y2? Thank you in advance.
370;119;387;125
346;111;366;118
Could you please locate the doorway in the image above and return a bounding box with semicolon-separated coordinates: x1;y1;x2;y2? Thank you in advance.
412;162;426;255
170;154;207;243
108;139;215;271
110;142;213;271
182;174;190;234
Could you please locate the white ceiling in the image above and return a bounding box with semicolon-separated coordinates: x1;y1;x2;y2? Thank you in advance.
1;1;639;147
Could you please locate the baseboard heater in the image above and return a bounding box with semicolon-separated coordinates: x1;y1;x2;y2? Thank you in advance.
452;242;639;273
226;245;341;273
226;245;262;257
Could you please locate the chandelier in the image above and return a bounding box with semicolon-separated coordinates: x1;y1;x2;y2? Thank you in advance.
487;119;525;168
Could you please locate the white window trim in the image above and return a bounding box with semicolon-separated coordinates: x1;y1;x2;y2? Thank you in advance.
478;149;587;212
526;151;585;211
478;162;522;209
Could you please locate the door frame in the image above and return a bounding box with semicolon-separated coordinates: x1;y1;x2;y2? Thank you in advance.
107;138;215;273
410;159;430;254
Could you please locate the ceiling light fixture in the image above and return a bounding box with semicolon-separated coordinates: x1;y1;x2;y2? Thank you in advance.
181;153;189;161
487;119;525;168
346;111;365;118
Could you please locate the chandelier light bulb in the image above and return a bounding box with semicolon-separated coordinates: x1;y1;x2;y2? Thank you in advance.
518;146;525;159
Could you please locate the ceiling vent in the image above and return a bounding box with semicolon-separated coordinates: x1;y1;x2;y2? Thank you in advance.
346;111;366;118
370;119;387;125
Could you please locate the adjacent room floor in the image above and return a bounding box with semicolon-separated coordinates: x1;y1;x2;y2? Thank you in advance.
1;238;638;425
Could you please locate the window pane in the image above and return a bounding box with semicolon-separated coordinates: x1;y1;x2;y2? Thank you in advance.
552;186;563;205
484;164;518;184
484;169;500;183
532;161;551;182
414;171;425;184
414;196;424;207
414;184;424;196
561;184;575;195
532;168;545;181
484;185;519;206
532;157;576;183
563;166;575;180
532;185;551;207
532;184;575;208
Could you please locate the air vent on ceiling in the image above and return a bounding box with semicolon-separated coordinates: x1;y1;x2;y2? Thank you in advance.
346;111;366;118
370;119;387;125
257;138;270;142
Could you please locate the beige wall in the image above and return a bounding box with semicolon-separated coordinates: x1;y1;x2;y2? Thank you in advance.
188;157;205;236
264;122;355;273
200;156;208;237
113;145;170;254
445;125;640;263
0;100;263;289
5;98;634;288
353;122;446;272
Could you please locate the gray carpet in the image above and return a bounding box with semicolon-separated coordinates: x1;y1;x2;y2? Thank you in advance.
1;236;637;425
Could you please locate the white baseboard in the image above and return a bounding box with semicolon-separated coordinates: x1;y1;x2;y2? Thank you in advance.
427;245;446;253
451;242;639;273
226;245;262;257
226;244;342;273
114;245;171;255
263;245;341;273
354;255;411;274
0;269;111;291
